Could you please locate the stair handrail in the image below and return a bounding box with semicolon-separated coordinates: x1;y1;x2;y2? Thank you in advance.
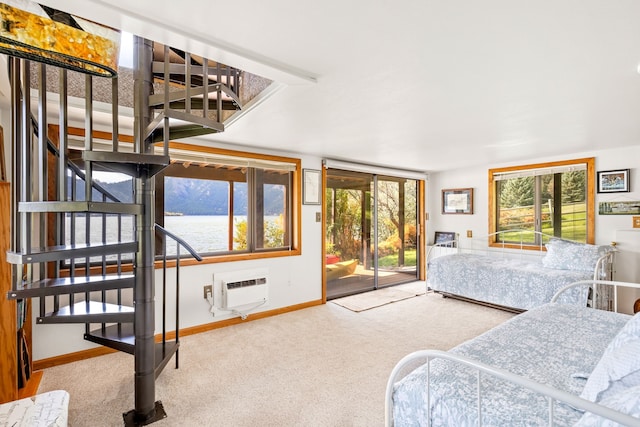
154;223;203;369
35;112;205;263
33;116;124;204
154;224;202;261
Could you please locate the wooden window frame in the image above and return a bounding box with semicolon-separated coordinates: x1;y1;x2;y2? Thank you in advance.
488;157;595;248
52;127;302;274
158;142;301;263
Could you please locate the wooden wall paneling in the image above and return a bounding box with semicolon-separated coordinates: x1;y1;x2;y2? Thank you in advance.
0;182;17;403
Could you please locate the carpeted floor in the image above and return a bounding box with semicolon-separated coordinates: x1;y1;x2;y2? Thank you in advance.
37;285;514;426
330;282;427;312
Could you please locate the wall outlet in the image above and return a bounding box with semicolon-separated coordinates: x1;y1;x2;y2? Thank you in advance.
466;230;472;238
203;285;212;299
316;212;321;222
634;216;640;228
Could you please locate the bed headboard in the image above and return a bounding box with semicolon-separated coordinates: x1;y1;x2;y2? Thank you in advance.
428;229;616;270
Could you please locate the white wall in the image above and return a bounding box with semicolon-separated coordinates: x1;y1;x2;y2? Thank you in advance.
427;145;640;313
27;144;640;358
32;155;325;360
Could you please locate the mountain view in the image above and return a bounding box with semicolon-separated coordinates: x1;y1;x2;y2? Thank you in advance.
87;177;285;216
69;178;133;203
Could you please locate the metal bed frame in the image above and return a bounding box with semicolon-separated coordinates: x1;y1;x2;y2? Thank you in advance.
426;230;616;311
384;280;640;427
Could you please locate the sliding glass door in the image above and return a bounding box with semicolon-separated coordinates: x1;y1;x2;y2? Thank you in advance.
375;176;418;289
325;169;419;299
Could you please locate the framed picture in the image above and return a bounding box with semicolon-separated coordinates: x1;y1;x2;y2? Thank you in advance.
434;231;456;247
303;169;322;205
442;188;473;214
598;201;640;215
597;169;630;193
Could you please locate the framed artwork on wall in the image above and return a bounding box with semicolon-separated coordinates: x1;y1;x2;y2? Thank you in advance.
442;188;473;214
597;169;630;193
598;201;640;215
434;231;457;247
303;169;322;205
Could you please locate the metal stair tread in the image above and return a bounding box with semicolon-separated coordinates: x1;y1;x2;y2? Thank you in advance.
84;327;181;370
84;326;181;376
83;151;170;179
38;301;134;324
151;124;219;143
18;200;142;215
7;241;138;264
145;110;223;144
8;274;135;299
85;323;135;354
154;341;179;379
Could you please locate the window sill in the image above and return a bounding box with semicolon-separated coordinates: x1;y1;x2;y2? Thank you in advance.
58;248;302;276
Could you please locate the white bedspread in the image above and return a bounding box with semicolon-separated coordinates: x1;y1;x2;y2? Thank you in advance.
0;390;69;427
428;254;592;310
392;304;630;426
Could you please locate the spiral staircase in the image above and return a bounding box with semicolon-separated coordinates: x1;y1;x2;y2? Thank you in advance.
5;37;243;425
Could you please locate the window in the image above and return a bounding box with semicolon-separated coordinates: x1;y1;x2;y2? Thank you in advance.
489;157;595;246
156;145;300;260
61;128;300;265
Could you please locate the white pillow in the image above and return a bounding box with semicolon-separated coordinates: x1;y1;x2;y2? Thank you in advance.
608;311;640;348
581;313;640;402
542;238;612;271
574;384;640;426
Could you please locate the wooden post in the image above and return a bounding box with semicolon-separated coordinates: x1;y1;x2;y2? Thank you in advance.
0;182;18;403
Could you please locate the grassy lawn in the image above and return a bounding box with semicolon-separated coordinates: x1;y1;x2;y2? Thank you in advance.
378;250;417;267
499;202;587;243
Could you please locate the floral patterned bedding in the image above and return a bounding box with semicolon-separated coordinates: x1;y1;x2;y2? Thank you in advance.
427;254;593;310
0;390;69;427
391;303;630;426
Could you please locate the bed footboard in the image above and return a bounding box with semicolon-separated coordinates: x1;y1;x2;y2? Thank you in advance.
384;350;640;427
553;279;640;312
386;280;640;427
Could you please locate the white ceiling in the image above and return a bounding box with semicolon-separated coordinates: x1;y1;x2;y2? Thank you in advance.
39;0;640;172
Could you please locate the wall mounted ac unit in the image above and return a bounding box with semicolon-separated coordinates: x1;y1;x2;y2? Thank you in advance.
222;276;268;309
214;269;269;310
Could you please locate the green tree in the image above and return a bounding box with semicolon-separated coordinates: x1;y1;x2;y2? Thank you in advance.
542;175;553;202
233;219;247;249
325;188;362;261
377;180;418;254
233;216;285;249
499;177;534;208
377;181;400;242
263;215;285;248
561;171;586;203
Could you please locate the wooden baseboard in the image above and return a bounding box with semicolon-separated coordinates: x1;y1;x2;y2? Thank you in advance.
34;299;324;371
17;370;43;399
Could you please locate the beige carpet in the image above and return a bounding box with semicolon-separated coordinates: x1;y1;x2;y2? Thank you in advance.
36;284;514;427
330;282;427;312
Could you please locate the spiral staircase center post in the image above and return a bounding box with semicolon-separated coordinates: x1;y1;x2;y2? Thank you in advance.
131;36;160;424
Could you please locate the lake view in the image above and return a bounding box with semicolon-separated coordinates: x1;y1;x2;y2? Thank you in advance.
66;215;277;256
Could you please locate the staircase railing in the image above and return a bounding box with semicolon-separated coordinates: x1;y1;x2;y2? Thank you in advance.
31;117;136;328
155;224;202;369
9;38;234;423
25;111;204;367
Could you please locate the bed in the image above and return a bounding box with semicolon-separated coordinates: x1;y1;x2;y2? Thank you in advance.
385;280;640;427
427;230;616;311
0;390;69;426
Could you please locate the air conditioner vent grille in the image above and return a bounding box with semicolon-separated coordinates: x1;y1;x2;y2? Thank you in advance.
226;277;267;289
